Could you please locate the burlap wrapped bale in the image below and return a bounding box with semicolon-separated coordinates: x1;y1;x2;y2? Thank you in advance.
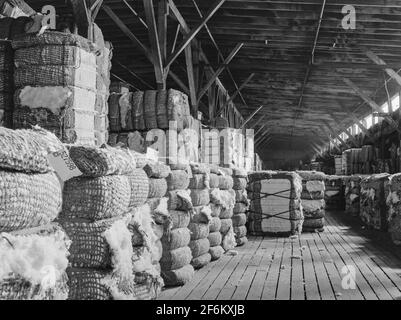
301;180;325;200
12;31;93;52
209;217;222;232
167;89;189;131
161;228;191;250
69;145;136;177
360;173;390;231
233;226;247;238
190;163;210;175
167;169;190;191
61;175;130;221
296;170;326;182
191;253;211;269
156;89;168;129
167;190;193;211
148;178;168;198
220;208;234;219
169;210;191;229
385;173;401;244
143;90;157;129
0;126;63;173
0;224;70;300
108;94;121;132
144;161;171;179
190;189;210;207
189;238;210;258
220;218;233;234
210;203;222;217
235;189;248;204
233;202;247;214
188;222;209;240
191;205;212;224
209;246;224;261
208;231;222;247
233;177;247;190
160;246;192;271
132;91;145;130
67;268;160;300
209;165;220;174
209;173;219;189
59;217;129;269
232;213;247;227
161;264;194;287
218;175;234;190
189;174;210;189
344;175;365;217
119;92;134;131
219;167;233;176
236;237;248;246
0;171;62;232
127;169;150;208
232;167;247;178
248;171;303;235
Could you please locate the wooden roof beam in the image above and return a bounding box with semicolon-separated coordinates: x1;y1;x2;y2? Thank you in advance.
143;0;164;88
102;5;154;64
329;115;359;146
197;43;244;102
343;77;401;134
365;50;401;87
190;0;250;108
241;105;263;129
322;120;349;148
165;0;227;69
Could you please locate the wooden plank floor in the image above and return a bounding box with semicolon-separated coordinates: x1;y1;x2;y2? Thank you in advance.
158;210;401;300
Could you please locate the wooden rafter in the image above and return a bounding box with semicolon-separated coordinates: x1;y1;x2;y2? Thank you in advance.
165;0;226;69
323;121;349;148
365;50;401;87
143;0;164;88
197;43;244;102
343;78;401;134
102;5;153;63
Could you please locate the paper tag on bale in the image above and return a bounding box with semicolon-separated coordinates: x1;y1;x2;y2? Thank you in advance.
48;150;82;182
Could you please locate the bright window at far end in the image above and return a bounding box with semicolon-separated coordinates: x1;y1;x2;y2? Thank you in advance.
365;114;373;128
392;94;400;111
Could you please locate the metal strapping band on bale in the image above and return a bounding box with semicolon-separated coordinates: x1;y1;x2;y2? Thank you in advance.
246;209;302;222
247;188;292;201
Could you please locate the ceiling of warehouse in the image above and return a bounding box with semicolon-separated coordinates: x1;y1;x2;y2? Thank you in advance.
26;0;401;160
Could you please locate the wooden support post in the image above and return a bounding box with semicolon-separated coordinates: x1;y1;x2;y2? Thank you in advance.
165;0;226;69
197;43;244;103
343;77;401;134
70;0;91;39
208;83;216;121
143;0;165;89
185;43;198;116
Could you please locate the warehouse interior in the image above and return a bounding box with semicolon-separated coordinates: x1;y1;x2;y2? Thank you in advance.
1;0;401;301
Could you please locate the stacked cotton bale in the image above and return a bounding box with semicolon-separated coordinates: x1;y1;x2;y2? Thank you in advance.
94;26;112;146
344;175;364;217
141;161;170;279
360;173;390;231
188;163;212;269
12;31;97;145
63;146;161;300
324;175;345;210
211;167;237;252
0;40;13;128
0;127;70;300
232;167;249;246
385;174;401;245
207;165;224;260
297;171;326;232
247;171;303;236
162;163;194;286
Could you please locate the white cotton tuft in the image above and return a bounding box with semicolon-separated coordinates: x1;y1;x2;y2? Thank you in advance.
0;230;70;285
18;86;72;115
222;227;236;251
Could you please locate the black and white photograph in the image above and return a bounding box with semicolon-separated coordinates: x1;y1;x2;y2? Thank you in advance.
1;0;401;306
